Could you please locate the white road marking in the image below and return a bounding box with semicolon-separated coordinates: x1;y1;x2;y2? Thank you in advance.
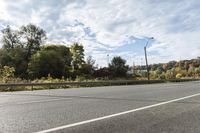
35;92;200;133
17;98;72;105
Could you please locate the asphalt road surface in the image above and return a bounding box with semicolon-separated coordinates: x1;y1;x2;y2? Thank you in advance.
0;81;200;133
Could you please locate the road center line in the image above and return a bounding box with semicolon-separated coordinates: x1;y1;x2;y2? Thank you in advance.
35;92;200;133
16;98;72;105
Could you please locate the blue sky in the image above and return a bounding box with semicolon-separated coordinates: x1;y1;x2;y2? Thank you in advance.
0;0;200;67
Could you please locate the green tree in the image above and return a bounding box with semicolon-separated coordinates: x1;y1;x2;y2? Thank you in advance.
40;44;72;77
70;43;85;75
19;24;46;61
93;67;110;79
109;56;128;78
1;25;20;50
28;50;65;79
80;56;96;78
0;49;12;66
150;64;158;71
41;45;72;66
0;47;27;78
168;61;176;69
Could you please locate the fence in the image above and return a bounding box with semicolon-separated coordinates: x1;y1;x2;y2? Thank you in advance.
0;79;199;91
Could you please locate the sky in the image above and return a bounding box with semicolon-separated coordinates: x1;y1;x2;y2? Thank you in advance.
0;0;200;67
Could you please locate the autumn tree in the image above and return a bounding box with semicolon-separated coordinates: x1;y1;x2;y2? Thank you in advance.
162;64;168;72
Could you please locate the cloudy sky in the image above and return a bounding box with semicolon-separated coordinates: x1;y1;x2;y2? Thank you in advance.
0;0;200;67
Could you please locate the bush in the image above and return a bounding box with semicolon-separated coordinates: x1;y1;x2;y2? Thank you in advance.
0;66;15;83
176;73;182;79
75;76;87;82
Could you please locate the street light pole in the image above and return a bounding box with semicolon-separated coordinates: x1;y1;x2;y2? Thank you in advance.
144;37;154;81
107;54;109;67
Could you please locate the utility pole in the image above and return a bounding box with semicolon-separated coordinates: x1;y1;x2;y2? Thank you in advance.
132;61;135;74
140;58;143;74
144;46;149;80
107;54;109;67
144;37;154;81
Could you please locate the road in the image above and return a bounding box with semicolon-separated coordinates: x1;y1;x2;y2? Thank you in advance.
0;81;200;133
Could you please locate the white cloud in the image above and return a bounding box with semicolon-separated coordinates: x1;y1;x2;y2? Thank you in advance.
0;0;200;66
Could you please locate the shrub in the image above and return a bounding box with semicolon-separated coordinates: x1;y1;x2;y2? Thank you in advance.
176;73;182;79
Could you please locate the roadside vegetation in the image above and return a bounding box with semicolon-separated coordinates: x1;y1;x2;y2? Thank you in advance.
0;24;199;91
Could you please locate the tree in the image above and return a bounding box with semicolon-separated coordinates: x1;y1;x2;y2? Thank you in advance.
19;24;46;61
93;67;110;79
188;65;195;76
150;64;159;71
195;66;200;78
80;56;96;78
86;56;95;67
0;47;27;78
195;67;200;74
109;56;128;78
165;70;174;79
70;43;85;72
1;25;20;50
150;71;159;79
168;61;176;69
156;66;164;75
0;49;12;66
41;45;72;66
184;61;190;72
28;50;65;79
160;72;166;80
162;64;168;72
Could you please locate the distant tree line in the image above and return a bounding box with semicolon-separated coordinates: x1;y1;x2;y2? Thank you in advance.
132;58;200;80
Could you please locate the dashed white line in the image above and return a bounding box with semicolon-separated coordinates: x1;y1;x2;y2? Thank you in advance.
35;92;200;133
